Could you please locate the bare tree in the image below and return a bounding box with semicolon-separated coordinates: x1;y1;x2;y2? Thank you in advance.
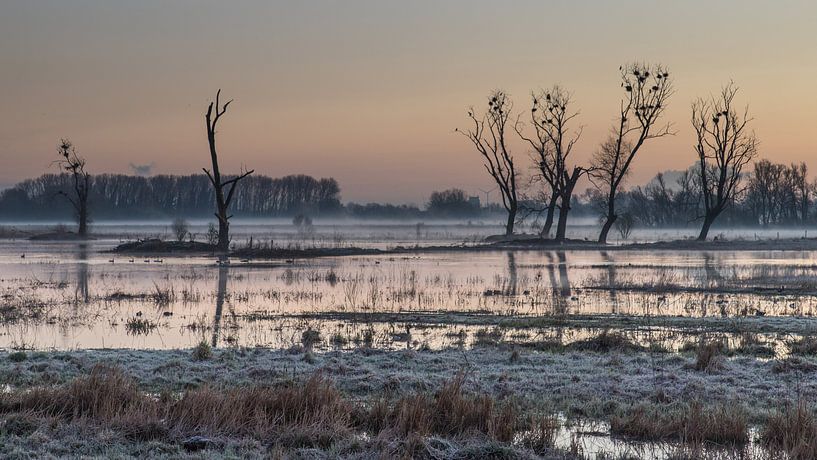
203;90;254;251
457;90;518;236
517;86;583;242
591;63;674;244
55;139;90;237
692;83;758;240
171;217;189;242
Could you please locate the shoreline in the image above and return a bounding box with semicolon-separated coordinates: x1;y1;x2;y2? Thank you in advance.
101;235;817;259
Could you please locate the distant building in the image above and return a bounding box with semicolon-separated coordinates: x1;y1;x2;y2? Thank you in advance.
468;196;481;209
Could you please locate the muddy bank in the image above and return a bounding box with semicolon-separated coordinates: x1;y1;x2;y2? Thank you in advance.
488;236;817;252
108;236;817;261
111;238;387;258
110;239;218;254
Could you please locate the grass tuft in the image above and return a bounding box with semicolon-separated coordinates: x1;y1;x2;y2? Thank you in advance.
611;401;748;445
568;330;645;353
762;402;817;460
191;340;212;361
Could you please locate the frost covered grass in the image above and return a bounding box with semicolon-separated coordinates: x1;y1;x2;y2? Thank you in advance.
0;344;813;458
0;364;580;459
1;346;814;421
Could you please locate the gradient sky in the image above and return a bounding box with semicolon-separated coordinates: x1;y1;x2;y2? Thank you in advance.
1;1;816;204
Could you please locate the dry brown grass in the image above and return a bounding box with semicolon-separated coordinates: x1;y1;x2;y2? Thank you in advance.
610;401;748;445
693;341;726;372
761;402;817;460
366;372;517;442
170;375;353;447
0;365;148;420
519;414;559;455
0;365;551;455
0;365;352;448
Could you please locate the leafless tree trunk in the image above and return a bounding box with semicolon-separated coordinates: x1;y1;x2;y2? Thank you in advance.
516;86;583;242
203;90;254;251
55;139;90;237
541;194;558;237
458;90;518;236
692;83;758;240
591;63;674;244
517;182;558;238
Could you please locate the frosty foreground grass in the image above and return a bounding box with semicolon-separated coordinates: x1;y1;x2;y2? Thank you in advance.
1;346;817;458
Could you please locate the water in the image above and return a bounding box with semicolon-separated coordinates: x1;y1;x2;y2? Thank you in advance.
1;222;816;350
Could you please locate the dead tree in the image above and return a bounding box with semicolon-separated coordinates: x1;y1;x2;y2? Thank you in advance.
517;86;583;242
203;90;254;251
692;83;758;240
55;139;90;237
591;63;673;244
457;90;518;236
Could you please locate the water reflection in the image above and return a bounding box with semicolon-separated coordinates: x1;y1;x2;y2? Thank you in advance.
74;243;89;304
212;262;229;347
4;243;817;349
541;251;571;315
600;251;618;313
504;252;517;296
556;251;571;298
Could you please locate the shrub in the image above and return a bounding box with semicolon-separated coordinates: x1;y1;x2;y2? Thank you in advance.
301;328;321;349
206;223;219;246
171;218;189;242
191;340;212;361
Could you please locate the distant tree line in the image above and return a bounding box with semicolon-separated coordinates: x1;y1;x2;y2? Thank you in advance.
581;159;816;230
0;173;342;220
0;174;499;222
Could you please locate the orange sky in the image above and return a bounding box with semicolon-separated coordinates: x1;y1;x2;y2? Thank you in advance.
1;1;816;204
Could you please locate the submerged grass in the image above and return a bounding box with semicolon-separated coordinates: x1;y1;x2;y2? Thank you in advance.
125;317;157;335
610;401;749;445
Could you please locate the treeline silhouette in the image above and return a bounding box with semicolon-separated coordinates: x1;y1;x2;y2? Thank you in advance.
0;173;343;220
583;160;815;229
0;174;500;222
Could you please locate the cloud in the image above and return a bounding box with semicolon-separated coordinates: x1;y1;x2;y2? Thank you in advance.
129;162;154;176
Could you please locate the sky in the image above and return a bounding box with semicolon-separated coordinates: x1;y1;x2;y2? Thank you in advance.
1;0;816;204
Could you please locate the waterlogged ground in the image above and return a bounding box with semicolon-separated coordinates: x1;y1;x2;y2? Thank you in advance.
2;234;817;351
3;223;817;458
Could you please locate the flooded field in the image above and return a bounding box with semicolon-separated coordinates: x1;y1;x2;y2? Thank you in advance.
3;223;817;459
3;223;817;353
